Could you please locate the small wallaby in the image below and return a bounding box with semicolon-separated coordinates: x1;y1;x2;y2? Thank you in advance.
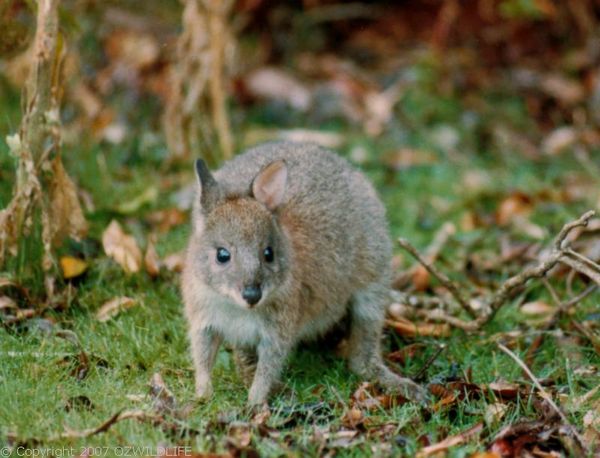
182;141;426;406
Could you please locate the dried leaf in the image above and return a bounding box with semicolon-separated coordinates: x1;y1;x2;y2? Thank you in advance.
163;251;185;272
146;208;187;233
542;126;578;156
49;157;89;245
386;318;451;338
383;148;437;170
496;192;532;226
484;403;509;426
341;407;363;428
0;296;17;310
244;67;312;111
144;240;161;277
59;256;88;279
104;29;160;71
488;381;522;399
149;372;177;416
102;220;142;274
412;265;430;291
351;382;409;411
520;301;554;316
96;296;137;322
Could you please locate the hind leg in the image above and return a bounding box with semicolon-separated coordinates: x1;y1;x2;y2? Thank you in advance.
346;283;427;403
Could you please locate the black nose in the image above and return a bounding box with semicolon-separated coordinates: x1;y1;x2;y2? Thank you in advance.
242;284;262;306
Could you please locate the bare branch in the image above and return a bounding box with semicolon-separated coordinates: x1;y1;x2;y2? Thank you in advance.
397;237;475;318
553;210;595;250
391;211;599;333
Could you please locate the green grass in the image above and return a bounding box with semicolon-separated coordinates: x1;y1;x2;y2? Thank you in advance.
0;68;599;457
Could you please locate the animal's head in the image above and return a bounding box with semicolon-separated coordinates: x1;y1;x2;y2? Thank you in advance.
190;159;289;309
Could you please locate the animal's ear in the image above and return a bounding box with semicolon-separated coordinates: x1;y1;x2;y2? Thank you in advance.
252;160;288;211
194;159;220;211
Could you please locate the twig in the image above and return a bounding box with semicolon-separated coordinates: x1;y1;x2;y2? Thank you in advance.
393;222;455;290
554;211;595;250
393;212;598;333
478;210;597;326
398;237;475;318
413;344;446;382
51;410;157;440
497;343;588;453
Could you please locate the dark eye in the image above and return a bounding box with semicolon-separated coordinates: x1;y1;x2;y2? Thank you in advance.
216;247;231;264
263;246;274;263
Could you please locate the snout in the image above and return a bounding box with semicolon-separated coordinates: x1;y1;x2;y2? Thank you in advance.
242;284;262;306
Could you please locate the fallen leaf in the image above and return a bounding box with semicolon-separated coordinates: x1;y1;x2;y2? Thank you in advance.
104;29;160;71
495;192;533;226
146;208;187;233
149;372;177;416
412;265;430;291
351;382;409;411
144;239;161;277
520;301;554;316
277;129;344;149
488;381;522;400
0;296;17;310
383;148;438;170
244;67;312;111
49;156;89;245
386;343;427;364
163;251;185;272
484;403;509;426
540;74;585;106
60;256;88;279
102;220;142;274
386;318;451;338
341;407;364;428
542;126;578;156
96;296;137;322
387;302;411;320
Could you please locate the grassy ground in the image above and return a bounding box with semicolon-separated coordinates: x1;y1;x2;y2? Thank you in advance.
0;64;598;457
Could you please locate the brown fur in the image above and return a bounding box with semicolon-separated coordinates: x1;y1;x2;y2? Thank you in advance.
181;141;426;406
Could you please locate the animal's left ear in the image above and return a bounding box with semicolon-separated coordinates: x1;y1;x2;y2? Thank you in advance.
252;160;288;211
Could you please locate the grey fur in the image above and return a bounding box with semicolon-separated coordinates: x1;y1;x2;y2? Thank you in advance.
182;141;426;406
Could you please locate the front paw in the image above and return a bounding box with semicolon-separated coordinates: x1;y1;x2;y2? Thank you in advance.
247;383;269;407
195;379;213;400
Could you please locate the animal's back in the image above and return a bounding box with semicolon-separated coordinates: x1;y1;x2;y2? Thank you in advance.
216;142;392;319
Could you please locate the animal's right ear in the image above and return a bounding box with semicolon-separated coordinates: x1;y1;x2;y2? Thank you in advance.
194;159;220;211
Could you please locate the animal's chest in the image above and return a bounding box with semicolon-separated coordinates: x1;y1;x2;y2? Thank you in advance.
203;298;266;347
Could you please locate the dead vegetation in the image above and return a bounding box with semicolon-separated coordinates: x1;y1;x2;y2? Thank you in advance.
164;0;236;165
0;0;87;294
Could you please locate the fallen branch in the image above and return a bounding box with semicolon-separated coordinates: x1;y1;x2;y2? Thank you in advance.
394;211;599;332
478;210;598;327
393;222;455;289
398;235;475;318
